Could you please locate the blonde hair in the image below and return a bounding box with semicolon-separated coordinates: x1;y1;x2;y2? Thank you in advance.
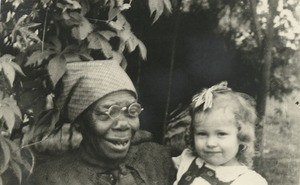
186;90;257;167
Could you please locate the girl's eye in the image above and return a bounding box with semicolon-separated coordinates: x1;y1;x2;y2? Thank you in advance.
217;132;228;137
196;132;207;136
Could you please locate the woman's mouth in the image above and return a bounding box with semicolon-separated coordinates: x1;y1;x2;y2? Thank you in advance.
104;138;130;150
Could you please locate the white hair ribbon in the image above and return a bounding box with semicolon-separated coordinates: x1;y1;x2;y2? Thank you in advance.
192;81;231;110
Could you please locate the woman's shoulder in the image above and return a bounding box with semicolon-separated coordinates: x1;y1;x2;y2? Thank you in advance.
129;140;172;162
127;132;176;185
130;130;171;158
26;151;83;185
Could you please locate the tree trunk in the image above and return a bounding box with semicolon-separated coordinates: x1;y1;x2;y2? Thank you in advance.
162;0;182;144
255;0;278;168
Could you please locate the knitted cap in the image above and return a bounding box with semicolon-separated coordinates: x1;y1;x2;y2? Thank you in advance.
55;60;137;123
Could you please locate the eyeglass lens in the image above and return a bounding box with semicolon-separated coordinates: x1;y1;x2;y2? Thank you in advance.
108;103;143;118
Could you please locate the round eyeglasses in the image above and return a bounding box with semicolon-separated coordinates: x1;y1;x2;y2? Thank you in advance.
98;102;144;120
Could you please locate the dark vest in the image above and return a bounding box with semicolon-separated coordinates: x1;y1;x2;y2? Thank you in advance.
178;158;233;185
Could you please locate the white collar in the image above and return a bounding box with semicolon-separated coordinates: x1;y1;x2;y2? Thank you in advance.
195;157;250;182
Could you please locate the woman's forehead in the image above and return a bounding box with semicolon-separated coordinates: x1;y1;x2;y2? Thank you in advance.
94;91;136;107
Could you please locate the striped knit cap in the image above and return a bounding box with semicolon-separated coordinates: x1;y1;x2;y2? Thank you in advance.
55;60;137;123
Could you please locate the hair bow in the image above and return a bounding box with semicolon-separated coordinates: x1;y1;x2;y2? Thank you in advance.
192;81;231;110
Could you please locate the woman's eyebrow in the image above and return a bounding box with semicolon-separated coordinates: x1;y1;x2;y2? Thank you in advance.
94;104;111;111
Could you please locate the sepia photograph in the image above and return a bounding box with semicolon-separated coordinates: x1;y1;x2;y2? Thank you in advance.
0;0;299;184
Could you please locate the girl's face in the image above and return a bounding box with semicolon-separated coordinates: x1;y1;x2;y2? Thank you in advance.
193;108;240;166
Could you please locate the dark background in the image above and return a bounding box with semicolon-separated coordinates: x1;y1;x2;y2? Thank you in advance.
124;5;246;142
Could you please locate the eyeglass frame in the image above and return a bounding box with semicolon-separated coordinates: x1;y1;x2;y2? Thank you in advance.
94;102;144;120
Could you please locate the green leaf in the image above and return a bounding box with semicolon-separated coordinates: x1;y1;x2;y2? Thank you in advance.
119;29;132;42
87;33;103;49
57;0;81;11
0;109;3;119
10;104;22;120
118;42;126;53
64;12;82;26
61;45;79;53
99;31;117;40
63;53;81;62
2;97;22;119
10;62;25;76
137;39;147;60
0;136;11;174
101;42;113;59
0;22;4;33
108;21;124;31
1;106;16;133
15;15;28;28
108;14;128;31
1;61;16;87
0;55;18;86
0;54;15;63
108;7;121;21
79;53;93;61
163;0;172;13
41;0;51;5
126;35;138;53
71;17;93;40
25;50;54;66
148;0;164;23
48;56;67;87
19;26;41;42
87;33;113;58
24;23;41;29
112;51;123;64
65;0;82;9
5;135;33;174
10;161;22;184
21;159;32;175
48;37;62;52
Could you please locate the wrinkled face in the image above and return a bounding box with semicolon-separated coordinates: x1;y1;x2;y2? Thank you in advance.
83;91;140;161
193;108;240;166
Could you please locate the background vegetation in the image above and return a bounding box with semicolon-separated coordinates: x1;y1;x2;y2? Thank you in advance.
0;0;300;184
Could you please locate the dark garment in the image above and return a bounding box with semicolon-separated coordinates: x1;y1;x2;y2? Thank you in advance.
24;130;176;185
178;158;232;185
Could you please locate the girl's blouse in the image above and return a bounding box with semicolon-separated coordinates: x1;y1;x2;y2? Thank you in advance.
172;148;268;185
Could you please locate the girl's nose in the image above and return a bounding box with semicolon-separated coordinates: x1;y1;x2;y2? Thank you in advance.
206;136;217;147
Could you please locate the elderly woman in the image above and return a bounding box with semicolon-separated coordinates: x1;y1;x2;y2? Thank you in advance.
28;60;175;185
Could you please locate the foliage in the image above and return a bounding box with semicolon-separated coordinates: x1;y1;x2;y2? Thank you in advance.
0;135;33;185
166;0;300;157
183;0;300;99
0;54;33;184
0;0;171;183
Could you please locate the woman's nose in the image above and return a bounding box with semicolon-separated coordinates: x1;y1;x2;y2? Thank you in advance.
113;116;131;131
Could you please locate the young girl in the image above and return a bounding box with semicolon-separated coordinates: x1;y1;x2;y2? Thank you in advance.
173;81;268;185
